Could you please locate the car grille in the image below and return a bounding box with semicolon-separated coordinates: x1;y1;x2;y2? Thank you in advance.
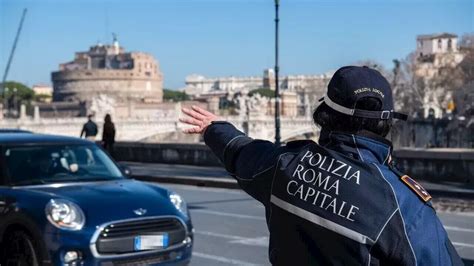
96;217;186;255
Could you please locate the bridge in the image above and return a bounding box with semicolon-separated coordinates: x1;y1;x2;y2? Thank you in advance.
0;115;317;143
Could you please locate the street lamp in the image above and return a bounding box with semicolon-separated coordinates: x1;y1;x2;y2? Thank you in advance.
13;87;18;117
274;0;281;147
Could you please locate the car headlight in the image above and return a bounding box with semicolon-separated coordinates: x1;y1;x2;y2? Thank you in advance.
45;199;85;231
169;192;187;216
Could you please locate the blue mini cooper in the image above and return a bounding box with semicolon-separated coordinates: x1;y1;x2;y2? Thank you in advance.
0;133;193;265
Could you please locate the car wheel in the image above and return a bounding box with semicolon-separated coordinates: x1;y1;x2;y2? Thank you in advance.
2;230;40;266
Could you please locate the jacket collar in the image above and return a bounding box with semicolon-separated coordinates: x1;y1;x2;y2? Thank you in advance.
319;130;392;165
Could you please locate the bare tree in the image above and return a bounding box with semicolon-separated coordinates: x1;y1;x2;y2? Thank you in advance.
355;59;392;79
453;44;474;117
459;33;474;50
391;53;426;117
392;35;472;118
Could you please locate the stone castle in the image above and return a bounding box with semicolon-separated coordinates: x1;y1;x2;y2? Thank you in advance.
52;36;163;104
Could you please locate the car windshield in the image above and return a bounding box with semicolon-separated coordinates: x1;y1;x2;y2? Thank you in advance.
5;144;125;186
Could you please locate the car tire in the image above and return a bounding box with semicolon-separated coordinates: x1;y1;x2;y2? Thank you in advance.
2;230;41;266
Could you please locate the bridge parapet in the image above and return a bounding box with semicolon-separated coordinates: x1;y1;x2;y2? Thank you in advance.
0;115;316;142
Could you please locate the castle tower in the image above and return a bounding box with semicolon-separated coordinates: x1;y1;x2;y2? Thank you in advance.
263;68;275;90
52;42;163;104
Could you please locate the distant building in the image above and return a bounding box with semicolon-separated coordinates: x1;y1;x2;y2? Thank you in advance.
32;84;53;96
32;84;53;103
183;69;332;116
415;33;464;75
414;33;465;118
51;36;163;104
184;74;263;96
416;33;458;57
268;91;298;117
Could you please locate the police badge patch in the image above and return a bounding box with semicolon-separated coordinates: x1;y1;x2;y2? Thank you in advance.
400;175;432;202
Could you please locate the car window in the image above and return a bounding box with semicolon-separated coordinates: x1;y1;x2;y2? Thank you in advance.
4;144;124;186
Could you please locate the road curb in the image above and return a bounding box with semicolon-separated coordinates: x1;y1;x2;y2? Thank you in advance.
132;175;240;189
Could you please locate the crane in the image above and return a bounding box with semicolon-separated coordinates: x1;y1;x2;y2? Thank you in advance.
1;8;28;97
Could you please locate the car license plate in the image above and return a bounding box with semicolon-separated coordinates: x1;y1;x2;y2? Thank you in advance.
134;234;169;251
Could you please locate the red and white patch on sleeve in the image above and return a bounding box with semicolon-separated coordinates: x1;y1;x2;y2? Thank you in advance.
400;175;432;202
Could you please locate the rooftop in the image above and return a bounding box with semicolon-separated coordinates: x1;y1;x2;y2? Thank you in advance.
417;33;458;40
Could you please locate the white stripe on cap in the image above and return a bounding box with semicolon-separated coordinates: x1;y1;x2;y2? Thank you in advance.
323;93;355;116
270;195;375;245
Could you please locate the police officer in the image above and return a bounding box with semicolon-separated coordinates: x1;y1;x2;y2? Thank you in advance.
180;66;463;265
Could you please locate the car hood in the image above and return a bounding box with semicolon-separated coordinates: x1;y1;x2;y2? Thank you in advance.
18;179;183;228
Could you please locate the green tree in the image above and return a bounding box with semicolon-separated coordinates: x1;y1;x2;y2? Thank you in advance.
248;88;275;98
0;81;34;102
163;89;189;102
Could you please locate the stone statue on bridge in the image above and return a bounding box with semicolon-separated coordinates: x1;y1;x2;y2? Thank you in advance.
235;93;269;119
89;94;116;118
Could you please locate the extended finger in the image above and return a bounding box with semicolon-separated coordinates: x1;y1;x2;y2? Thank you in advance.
191;105;214;117
179;117;203;127
182;107;206;120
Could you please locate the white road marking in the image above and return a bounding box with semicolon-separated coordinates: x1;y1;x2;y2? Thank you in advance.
193;252;262;266
195;231;269;247
191;209;266;220
439;211;474;217
196;231;252;240
231;237;269;247
452;242;474;248
444;226;474;233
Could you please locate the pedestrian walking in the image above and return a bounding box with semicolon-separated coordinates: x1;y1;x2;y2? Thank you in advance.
180;66;462;265
102;114;116;155
80;114;98;141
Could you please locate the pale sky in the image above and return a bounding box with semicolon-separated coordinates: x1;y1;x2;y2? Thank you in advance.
1;0;472;89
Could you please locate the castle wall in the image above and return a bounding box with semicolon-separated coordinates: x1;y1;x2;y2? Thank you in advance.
52;69;163;103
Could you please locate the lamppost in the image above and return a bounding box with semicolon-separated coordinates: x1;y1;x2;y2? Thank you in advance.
13;87;18;117
274;0;281;147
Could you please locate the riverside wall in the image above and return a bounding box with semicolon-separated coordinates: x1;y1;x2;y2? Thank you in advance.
113;142;474;183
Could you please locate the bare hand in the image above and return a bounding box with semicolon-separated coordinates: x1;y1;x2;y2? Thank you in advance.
180;105;219;134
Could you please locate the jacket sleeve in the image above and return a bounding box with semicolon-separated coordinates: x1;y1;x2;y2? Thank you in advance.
373;206;463;266
405;206;464;266
204;121;280;205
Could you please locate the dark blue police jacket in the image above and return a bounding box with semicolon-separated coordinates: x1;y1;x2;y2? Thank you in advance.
204;121;463;266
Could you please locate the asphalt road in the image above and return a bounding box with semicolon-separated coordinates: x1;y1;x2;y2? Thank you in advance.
158;184;474;266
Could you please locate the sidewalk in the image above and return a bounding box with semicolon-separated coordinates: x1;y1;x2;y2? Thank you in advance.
122;161;474;199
